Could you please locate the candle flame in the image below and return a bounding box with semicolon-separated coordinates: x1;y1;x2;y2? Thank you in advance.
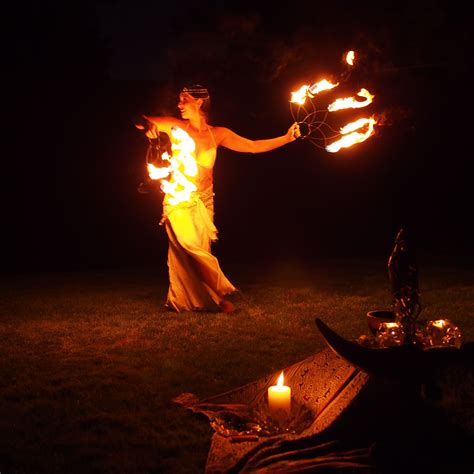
148;127;198;206
277;371;285;387
328;88;374;112
326;116;376;153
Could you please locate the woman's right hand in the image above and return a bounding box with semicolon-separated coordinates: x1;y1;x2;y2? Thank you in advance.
145;125;158;139
134;115;158;138
286;122;301;142
134;114;148;130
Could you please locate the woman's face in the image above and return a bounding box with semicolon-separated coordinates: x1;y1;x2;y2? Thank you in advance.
177;92;201;119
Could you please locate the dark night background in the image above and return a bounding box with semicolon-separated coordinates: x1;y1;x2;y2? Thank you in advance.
5;0;473;273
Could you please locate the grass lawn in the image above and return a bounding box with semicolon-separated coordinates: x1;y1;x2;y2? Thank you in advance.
1;256;473;473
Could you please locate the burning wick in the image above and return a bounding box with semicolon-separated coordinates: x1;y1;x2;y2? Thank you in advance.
268;371;291;417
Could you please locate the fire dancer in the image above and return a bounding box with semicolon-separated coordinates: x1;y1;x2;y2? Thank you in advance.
139;85;300;313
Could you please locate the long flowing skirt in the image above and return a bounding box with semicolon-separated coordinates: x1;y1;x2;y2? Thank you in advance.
163;187;236;312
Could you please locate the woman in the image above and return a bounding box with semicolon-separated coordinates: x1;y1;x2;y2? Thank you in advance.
140;85;300;313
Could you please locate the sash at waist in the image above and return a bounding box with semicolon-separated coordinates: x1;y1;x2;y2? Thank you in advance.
160;186;216;241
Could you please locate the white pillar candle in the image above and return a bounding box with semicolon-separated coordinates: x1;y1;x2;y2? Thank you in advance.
268;371;291;416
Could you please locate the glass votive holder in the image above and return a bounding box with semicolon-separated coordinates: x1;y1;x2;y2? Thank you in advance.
375;321;405;347
423;319;462;348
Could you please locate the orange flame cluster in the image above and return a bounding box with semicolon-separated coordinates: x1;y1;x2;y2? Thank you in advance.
147;127;198;206
326;117;376;153
290;50;377;152
327;88;374;112
290;79;339;106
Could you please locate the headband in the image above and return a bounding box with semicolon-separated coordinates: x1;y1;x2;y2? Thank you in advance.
181;85;209;99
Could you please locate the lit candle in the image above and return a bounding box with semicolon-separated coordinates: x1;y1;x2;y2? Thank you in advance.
268;371;291;416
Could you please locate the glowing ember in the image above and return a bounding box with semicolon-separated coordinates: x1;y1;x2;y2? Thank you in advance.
326;117;376;153
328;88;374;112
345;50;355;66
148;127;198;206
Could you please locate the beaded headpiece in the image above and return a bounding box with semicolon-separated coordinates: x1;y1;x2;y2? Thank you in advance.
181;85;210;99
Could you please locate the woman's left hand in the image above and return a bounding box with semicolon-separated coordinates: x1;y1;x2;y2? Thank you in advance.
286;122;301;142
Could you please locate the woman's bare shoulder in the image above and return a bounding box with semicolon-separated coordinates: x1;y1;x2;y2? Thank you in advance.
209;125;231;143
168;117;187;128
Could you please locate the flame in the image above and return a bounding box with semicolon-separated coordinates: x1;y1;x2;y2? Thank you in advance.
148;127;198;206
147;152;171;180
328;88;374;112
308;79;339;96
290;85;311;105
290;50;379;153
290;79;339;105
345;50;355;66
339;117;376;135
326;117;376;153
277;371;285;387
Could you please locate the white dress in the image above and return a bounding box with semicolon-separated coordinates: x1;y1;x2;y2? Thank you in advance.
162;127;236;312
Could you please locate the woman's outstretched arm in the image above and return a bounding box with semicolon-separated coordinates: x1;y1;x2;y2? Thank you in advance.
216;122;300;153
138;115;184;137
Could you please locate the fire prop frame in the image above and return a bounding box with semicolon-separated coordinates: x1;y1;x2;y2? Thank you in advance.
290;50;378;153
146;127;198;207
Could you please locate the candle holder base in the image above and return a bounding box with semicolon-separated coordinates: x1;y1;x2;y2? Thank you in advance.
268;407;291;424
207;397;315;439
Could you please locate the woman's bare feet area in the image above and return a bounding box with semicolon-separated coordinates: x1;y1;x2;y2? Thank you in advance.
219;299;235;313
